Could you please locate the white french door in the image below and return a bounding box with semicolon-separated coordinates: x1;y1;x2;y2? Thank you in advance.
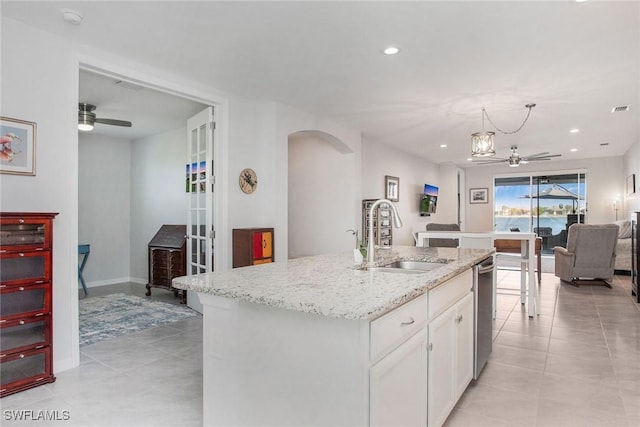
186;107;215;312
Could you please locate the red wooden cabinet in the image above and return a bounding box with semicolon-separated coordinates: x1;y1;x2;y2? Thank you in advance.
0;212;57;398
232;228;274;268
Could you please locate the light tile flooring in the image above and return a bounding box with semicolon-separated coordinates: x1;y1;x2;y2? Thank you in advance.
2;273;639;427
446;271;640;427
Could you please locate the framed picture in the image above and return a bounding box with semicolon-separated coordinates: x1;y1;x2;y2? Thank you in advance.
626;174;636;196
469;188;488;204
385;175;399;202
1;116;36;176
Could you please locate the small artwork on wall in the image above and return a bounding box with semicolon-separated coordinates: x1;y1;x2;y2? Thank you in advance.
469;188;489;204
0;116;36;176
385;175;399;202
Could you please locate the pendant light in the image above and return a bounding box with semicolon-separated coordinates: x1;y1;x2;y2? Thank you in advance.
471;103;536;157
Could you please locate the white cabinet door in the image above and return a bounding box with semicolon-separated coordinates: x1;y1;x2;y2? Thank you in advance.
427;304;456;427
455;292;474;400
370;330;428;427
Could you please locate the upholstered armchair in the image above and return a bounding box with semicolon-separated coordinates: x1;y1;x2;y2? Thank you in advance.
553;224;619;288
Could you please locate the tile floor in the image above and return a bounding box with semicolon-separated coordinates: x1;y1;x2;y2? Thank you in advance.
1;273;639;427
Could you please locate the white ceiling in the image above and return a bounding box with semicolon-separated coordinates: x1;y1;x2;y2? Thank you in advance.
3;1;639;166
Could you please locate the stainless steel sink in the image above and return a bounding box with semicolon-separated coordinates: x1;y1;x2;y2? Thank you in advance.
366;260;448;274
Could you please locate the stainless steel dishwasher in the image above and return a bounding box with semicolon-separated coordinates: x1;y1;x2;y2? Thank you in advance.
473;255;494;379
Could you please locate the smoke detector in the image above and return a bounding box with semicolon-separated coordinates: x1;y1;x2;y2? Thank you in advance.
62;9;83;25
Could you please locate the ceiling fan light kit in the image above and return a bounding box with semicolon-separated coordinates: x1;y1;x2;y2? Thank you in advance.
471;103;536;157
78;103;132;131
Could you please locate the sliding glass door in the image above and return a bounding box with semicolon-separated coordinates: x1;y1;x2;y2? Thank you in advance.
495;172;587;253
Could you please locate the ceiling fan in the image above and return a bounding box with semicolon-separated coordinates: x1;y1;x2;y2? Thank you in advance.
78;103;132;131
473;145;561;167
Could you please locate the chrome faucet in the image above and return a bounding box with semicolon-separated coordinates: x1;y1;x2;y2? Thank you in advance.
367;199;403;266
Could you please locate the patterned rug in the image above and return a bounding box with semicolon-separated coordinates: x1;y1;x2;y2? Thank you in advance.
79;293;198;346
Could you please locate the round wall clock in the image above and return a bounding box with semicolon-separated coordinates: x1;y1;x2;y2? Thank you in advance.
239;168;258;194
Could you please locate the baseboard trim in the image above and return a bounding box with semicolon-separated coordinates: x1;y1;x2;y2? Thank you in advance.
86;277;147;288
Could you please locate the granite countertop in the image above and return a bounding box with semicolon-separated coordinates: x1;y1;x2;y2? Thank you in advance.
172;245;493;321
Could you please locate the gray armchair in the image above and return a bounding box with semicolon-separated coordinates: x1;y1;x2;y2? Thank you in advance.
553;224;619;288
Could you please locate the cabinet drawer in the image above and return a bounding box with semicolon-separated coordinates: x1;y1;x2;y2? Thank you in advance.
0;218;50;251
370;294;427;362
428;269;472;320
0;347;52;395
1;316;50;356
0;252;50;285
0;283;50;319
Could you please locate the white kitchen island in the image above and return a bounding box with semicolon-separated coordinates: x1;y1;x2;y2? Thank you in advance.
172;246;493;427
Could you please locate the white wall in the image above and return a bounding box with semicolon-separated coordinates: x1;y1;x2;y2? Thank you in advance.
79;133;132;286
361;140;447;245
1;17;79;371
288;132;356;258
623;141;640;215
130;127;188;282
462;156;626;231
276;103;362;260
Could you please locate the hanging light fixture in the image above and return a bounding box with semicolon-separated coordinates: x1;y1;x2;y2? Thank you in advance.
471;103;536;157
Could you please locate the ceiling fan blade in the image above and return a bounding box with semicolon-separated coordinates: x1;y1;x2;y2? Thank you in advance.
519;152;549;159
524;154;562;161
94;118;132;127
473;159;508;165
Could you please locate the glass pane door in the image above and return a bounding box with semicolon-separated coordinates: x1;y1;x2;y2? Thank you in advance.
494;172;587;254
186;107;214;277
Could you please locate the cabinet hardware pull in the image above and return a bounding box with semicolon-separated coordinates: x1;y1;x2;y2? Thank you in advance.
400;317;415;326
19;219;24;224
19;354;25;359
19;253;25;257
19;287;25;291
19;320;25;325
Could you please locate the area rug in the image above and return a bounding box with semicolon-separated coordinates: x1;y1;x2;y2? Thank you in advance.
79;293;198;346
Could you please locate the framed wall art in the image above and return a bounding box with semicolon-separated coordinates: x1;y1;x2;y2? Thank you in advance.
0;116;36;176
469;188;488;204
385;175;399;202
626;174;636;196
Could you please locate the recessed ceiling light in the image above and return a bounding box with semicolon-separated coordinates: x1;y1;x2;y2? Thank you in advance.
569;128;580;133
383;46;400;55
570;148;578;152
440;144;447;148
467;158;473;162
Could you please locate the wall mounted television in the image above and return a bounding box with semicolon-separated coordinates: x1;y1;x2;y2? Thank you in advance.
420;184;438;216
